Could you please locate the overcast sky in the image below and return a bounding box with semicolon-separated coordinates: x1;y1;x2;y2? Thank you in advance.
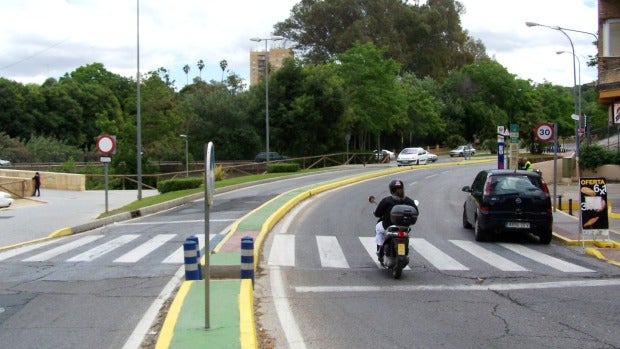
0;0;598;90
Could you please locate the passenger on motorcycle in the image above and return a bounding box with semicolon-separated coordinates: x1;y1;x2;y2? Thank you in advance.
373;179;418;264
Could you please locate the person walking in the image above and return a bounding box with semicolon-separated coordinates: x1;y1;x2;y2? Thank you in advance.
32;172;41;197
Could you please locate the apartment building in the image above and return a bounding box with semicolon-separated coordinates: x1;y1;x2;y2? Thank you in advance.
598;0;620;125
249;47;293;86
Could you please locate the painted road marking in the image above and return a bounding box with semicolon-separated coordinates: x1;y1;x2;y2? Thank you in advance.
450;240;528;271
316;235;349;268
22;235;104;262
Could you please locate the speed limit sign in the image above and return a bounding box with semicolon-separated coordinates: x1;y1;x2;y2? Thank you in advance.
535;123;554;142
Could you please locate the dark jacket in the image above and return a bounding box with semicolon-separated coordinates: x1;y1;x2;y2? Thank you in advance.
373;195;418;229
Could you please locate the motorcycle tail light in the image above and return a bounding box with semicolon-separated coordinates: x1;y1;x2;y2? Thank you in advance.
397;231;408;237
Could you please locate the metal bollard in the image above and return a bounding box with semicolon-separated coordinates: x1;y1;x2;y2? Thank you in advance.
183;240;200;280
558;195;562;211
240;236;254;284
568;199;573;216
187;235;202;279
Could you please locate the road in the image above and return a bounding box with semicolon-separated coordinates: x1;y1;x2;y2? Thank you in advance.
256;163;620;348
0;167;378;349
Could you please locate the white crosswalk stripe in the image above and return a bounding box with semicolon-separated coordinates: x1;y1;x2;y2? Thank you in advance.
316;236;349;268
498;243;594;273
67;234;140;262
22;235;105;262
114;234;176;263
358;237;411;269
162;234;211;264
410;238;469;271
450;240;528;271
268;235;295;266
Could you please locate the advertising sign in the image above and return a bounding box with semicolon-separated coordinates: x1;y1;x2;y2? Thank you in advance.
580;178;609;237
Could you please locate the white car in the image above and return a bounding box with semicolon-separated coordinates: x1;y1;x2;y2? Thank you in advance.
0;191;14;208
396;147;428;166
427;152;438;163
0;158;10;166
373;149;395;161
449;145;476;157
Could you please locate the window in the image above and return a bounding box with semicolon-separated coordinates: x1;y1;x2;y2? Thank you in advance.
603;19;620;57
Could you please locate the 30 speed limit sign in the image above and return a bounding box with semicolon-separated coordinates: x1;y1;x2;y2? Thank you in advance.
534;123;554;142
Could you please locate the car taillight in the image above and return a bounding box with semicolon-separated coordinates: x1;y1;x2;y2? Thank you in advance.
540;179;550;198
480;205;490;213
483;179;492;197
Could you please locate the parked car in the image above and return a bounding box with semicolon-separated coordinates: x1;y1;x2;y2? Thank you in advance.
449;145;476;157
373;149;395;161
0;191;14;208
461;169;553;244
254;152;289;162
427;152;438;163
0;158;10;166
396;147;428;166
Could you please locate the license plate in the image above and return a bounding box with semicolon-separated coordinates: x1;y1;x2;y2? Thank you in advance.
397;243;406;255
506;222;530;229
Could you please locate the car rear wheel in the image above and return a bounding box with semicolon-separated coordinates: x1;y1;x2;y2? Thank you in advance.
537;229;552;244
474;215;488;242
462;207;472;229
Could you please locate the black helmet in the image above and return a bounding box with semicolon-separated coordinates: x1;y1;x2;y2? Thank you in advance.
389;179;404;194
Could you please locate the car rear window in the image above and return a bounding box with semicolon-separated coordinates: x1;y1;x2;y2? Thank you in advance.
490;175;543;195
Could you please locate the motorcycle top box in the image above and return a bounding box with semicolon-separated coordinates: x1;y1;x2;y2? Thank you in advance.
390;204;418;227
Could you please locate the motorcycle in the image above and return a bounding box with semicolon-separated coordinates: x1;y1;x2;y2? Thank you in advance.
369;196;419;279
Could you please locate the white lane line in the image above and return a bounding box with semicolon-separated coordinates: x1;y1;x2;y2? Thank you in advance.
22;235;104;262
270;266;307;349
295;279;620;293
498;243;594;273
268;235;295;266
114;234;176;263
0;238;64;262
410;238;469;271
359;237;411;269
450;240;528;272
316;236;349;268
67;235;140;262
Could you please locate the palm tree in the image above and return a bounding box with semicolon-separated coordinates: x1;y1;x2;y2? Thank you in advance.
219;59;228;82
182;64;190;85
197;59;205;81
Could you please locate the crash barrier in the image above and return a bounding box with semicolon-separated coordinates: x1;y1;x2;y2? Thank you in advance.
240;236;254;283
183;238;201;280
187;235;202;278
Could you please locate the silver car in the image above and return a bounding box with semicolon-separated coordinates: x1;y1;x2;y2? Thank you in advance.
0;191;14;208
449;145;475;157
397;147;428;166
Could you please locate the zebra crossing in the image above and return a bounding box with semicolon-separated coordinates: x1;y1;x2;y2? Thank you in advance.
0;234;212;265
268;235;595;273
0;233;596;274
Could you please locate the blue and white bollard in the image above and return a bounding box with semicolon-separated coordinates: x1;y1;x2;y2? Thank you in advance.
183;239;200;280
187;235;202;279
240;236;254;284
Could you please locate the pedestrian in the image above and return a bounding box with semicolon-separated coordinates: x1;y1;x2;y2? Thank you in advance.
32;172;41;197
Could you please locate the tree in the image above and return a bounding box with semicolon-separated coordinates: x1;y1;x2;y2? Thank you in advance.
183;64;190;85
197;59;205;81
219;60;228;82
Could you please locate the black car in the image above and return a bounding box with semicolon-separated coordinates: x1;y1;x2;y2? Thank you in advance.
254;151;289;162
461;169;553;244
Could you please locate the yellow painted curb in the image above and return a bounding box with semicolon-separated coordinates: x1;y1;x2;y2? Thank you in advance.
154;281;193;349
239;279;257;349
585;247;620;267
48;227;73;238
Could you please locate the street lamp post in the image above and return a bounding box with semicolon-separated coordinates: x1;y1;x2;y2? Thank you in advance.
180;134;188;176
557;50;582;138
250;35;284;163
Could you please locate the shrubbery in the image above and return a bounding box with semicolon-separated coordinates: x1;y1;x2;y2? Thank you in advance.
157;177;203;193
266;162;300;173
579;144;620;170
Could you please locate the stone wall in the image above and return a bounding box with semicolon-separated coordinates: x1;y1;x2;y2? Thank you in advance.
0;169;85;197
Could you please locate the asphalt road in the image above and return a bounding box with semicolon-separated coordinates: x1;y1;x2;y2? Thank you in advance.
256;163;620;348
0;167;380;349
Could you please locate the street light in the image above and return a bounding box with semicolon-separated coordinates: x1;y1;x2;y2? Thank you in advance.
180;134;188;176
557;50;582;137
250;35;284;163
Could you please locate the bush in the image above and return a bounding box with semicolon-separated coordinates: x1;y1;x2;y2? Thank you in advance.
481;139;498;154
445;135;467;149
579;144;614;170
214;164;226;181
157;177;203;193
266;162;300;173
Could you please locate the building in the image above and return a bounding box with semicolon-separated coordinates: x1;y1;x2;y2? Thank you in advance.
249;47;293;86
598;0;620;126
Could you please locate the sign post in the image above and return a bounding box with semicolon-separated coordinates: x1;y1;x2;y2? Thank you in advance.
204;141;214;329
96;135;116;212
509;123;519;170
497;126;505;169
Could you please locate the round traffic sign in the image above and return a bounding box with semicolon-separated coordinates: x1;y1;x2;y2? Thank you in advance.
97;134;116;154
534;123;554;142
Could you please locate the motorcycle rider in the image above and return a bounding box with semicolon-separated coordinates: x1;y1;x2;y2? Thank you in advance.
373;179;418;264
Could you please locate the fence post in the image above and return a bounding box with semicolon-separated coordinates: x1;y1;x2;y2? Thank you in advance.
183;239;200;280
240;236;254;284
